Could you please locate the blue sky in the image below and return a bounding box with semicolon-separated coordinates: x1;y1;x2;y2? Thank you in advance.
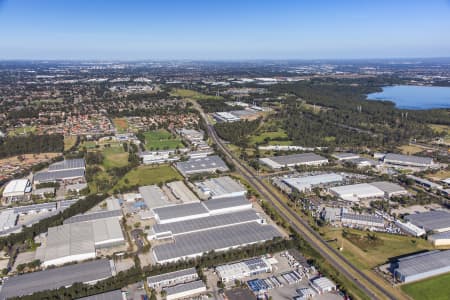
1;0;450;60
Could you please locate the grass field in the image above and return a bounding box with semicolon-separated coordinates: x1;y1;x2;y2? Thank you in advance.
171;88;223;100
429;124;450;134
113;165;182;191
63;136;77;151
102;146;129;169
401;272;450;300
113;118;129;133
143;129;183;150
398;144;424;155
9;126;36;136
249;128;289;144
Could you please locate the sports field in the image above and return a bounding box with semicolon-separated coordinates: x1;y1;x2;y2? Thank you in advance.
401;272;450;300
143;129;183;150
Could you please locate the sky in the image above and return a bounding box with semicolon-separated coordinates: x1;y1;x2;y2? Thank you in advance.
1;0;450;60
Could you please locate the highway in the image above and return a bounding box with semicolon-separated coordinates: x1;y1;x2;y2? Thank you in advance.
194;102;401;300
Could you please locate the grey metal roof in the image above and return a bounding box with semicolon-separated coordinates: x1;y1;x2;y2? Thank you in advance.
164;280;206;296
176;155;229;175
384;153;433;166
78;290;123;300
266;153;327;166
429;231;450;240
153;202;208;221
147;267;198;285
203;195;250;211
341;213;384;224
153;222;281;262
369;181;406;194
0;259;112;299
139;185;169;209
405;211;450;231
48;158;85;171
64;210;122;224
152;210;260;236
34;168;85;182
13;202;56;214
395;250;450;278
195;176;246;197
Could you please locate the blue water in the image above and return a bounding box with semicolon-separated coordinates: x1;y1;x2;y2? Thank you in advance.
367;85;450;110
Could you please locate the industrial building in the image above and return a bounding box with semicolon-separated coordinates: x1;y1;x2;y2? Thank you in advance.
341;213;384;228
152;222;282;263
260;153;328;169
147;267;199;289
310;277;336;294
64;210;122;224
332;153;360;161
282;173;344;193
406;175;443;190
139;185;169;209
216;257;272;283
33;158;86;184
391;250;450;283
48;158;85;171
369;181;408;198
428;231;450;247
194;176;247;199
0;259;113;299
203;195;252;215
405;211;450;233
78;290;123;300
346;157;380;169
213;111;241;123
395;220;426;237
175;155;229;176
164;280;207;300
152;202;210;224
0;210;18;232
139;150;180;164
2;179;32;203
330;183;385;202
383;153;434;168
166;181;200;203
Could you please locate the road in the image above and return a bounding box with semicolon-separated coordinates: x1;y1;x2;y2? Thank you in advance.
193;101;402;300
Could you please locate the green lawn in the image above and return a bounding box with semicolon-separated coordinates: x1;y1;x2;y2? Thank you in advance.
401;272;450;300
170;88;223;100
249;128;289;145
112;165;182;192
143;129;183;150
64;136;77;151
102;146;129;169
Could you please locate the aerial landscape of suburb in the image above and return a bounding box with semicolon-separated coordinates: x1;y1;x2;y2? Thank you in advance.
0;1;449;300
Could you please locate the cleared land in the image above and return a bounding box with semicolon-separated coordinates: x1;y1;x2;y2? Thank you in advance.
143;129;183;150
102;146;129;169
171;88;223;100
113;118;129;133
63;136;77;151
113;165;182;191
401;272;450;300
398;144;423;155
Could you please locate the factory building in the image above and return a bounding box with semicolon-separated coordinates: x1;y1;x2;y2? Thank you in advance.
406;175;443;190
139;185;170;209
164;280;207;300
395;220;426;237
213;111;241;123
260;153;328;169
341;213;384;228
0;210;18;232
194;176;247;199
78;290;123;300
203;195;252;215
391;250;450;283
346;157;381;169
0;259;113;300
383;153;434;168
175;155;229;177
310;277;336;294
282;173;344;193
152;202;210;224
332;153;360;161
428;231;450;247
216;257;272;283
330;183;385;202
139;150;180;165
147;268;199;289
369;181;408;198
33;158;86;184
166;181;200;203
2;179;32;203
405;211;450;233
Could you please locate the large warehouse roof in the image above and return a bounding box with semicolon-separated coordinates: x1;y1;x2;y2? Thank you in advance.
2;179;31;196
164;280;206;297
176;155;229;175
33;168;85;183
203;195;251;212
369;181;406;195
405;211;450;232
195;176;246;198
48;158;85;171
78;290;123;300
384;153;433;166
153;202;209;222
0;259;112;299
64;210;122;224
147;268;198;285
330;183;384;201
283;173;343;191
153;222;281;263
167;181;200;203
139;185;169;209
394;250;450;279
151;210;260;237
260;153;328;169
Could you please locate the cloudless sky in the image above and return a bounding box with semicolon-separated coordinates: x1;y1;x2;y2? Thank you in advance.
1;0;450;60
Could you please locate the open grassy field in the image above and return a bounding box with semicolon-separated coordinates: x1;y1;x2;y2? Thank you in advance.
429;124;450;134
8;126;36;136
113;165;182;191
102;146;129;169
323;228;433;269
401;272;450;300
426;169;450;181
143;129;183;150
249;128;289;144
398;144;424;155
112;118;129;133
171;88;223;100
63;136;77;151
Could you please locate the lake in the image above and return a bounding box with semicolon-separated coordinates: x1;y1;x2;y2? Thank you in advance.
367;85;450;110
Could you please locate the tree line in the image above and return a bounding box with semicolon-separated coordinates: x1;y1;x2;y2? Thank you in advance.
0;134;64;159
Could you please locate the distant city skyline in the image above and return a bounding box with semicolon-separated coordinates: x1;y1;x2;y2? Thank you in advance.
1;0;450;60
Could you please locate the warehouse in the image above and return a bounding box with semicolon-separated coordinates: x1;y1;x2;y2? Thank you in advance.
330;183;385;202
152;222;282;263
405;211;450;233
0;210;18;232
332;153;360;161
282;173;344;193
175;155;229;176
139;185;169;209
391;250;450;283
428;231;450;247
164;280;207;300
406;175;443;190
64;210;122;224
383;153;434;168
2;179;32;203
216;257;272;283
0;259;112;300
166;181;199;203
310;277;336;294
78;290;123;300
194;176;247;199
203;195;252;215
147;267;199;289
260;153;328;169
369;181;408;198
395;220;426;237
346;157;380;169
139;150;180;164
214;111;241;122
152;202;210;224
148;210;261;240
341;213;384;228
33;158;86;184
48;158;85;171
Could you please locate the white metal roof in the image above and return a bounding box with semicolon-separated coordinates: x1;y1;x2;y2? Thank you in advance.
2;179;30;196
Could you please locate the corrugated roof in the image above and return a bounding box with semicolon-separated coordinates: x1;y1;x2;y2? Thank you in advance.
153;202;208;221
139;185;169;209
164;280;206;296
405;211;450;231
2;179;30;195
147;267;198;285
64;210;122;224
264;153;328;166
176;155;229;175
34;168;85;182
370;181;406;194
395;250;450;277
195;176;246;197
78;290;123;300
203;195;250;211
384;153;433;166
48;158;85;171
